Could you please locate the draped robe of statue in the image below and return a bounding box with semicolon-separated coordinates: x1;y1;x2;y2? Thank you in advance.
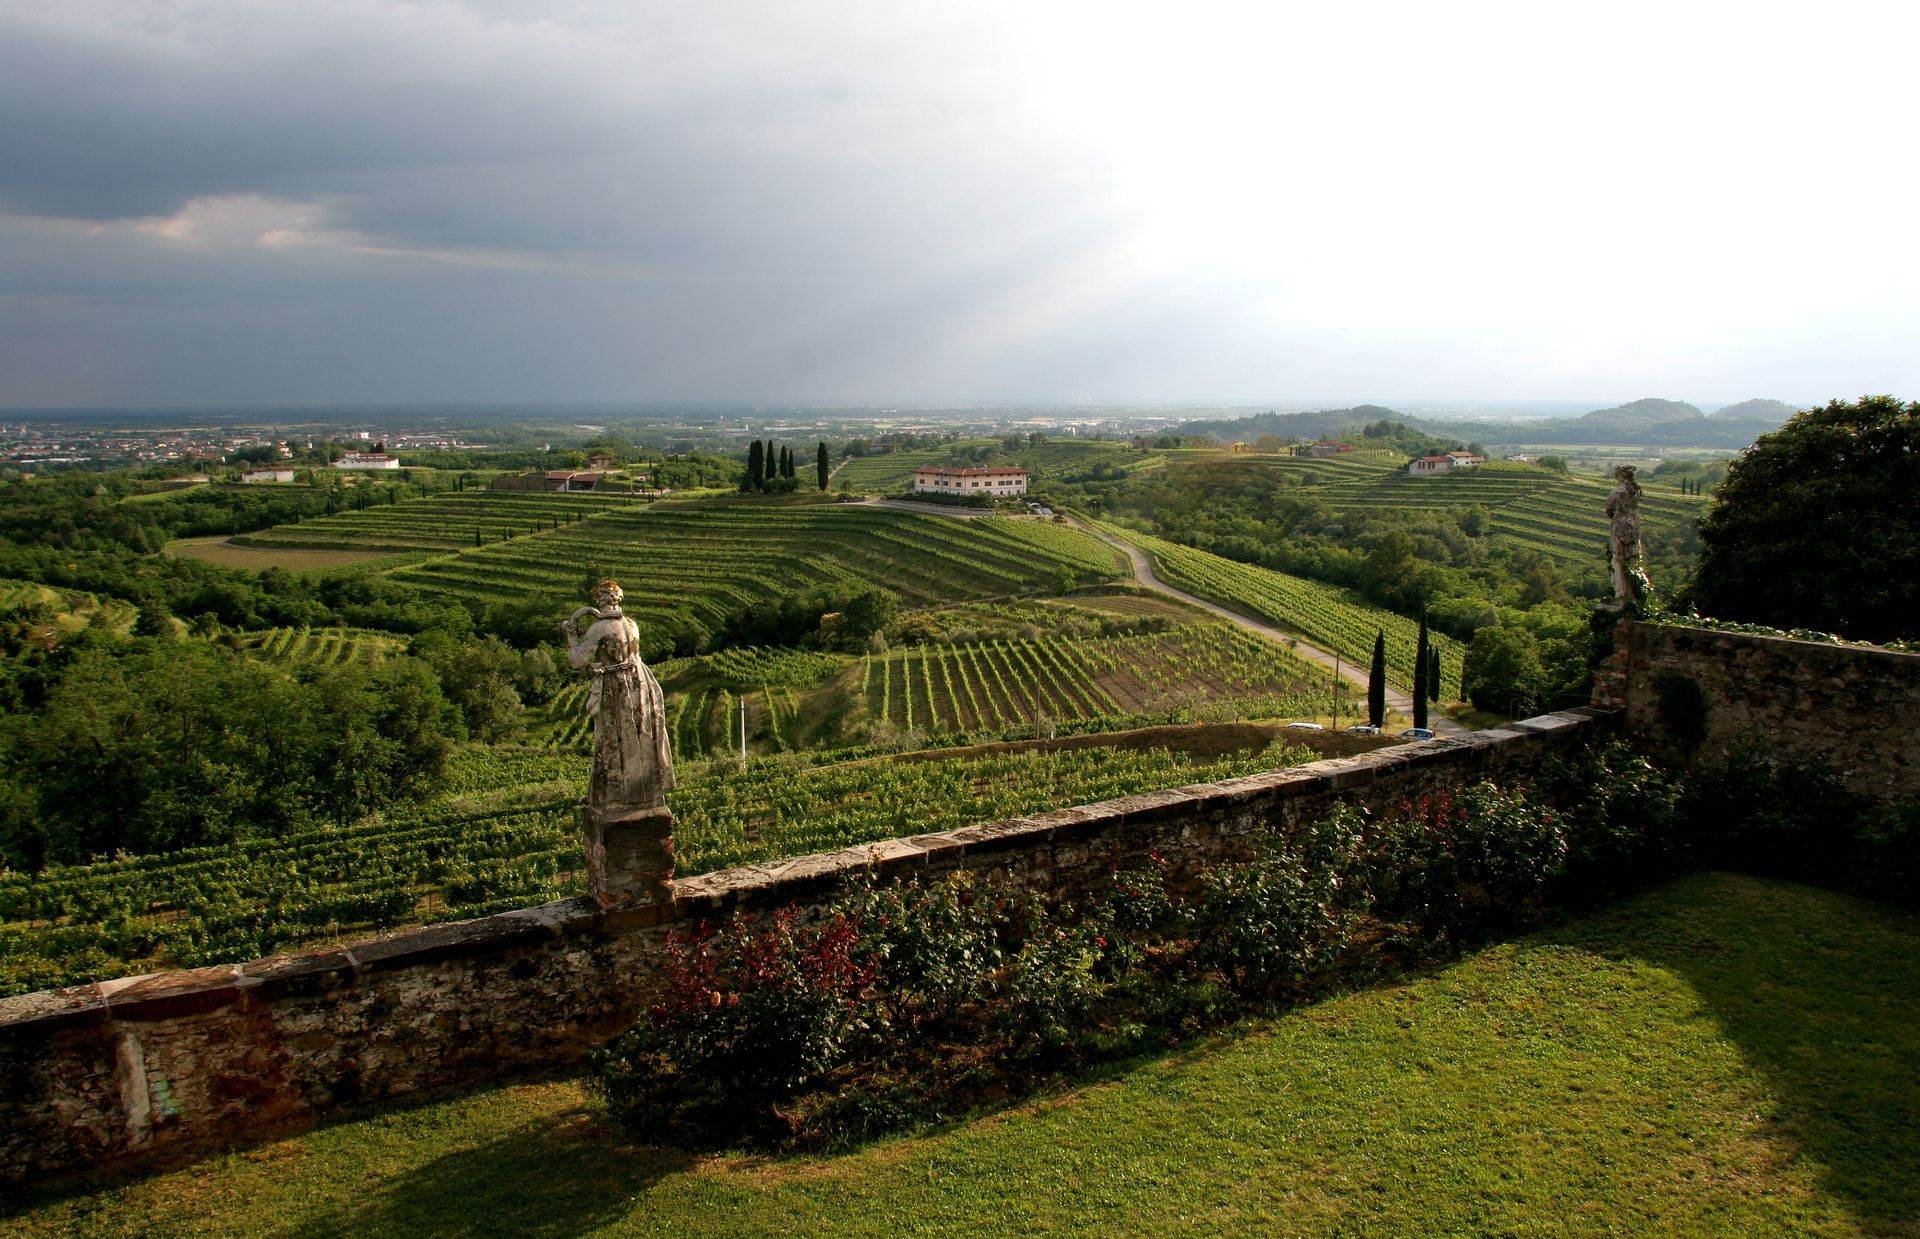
565;603;675;817
1605;465;1648;605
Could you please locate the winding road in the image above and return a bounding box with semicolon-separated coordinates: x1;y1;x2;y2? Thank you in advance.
1068;518;1468;736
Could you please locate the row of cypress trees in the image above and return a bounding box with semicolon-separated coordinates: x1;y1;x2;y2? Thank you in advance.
1365;616;1444;730
741;440;831;492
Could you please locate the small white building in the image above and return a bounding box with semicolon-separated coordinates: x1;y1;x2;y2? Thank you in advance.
1408;455;1454;476
241;468;296;484
911;465;1029;497
1445;451;1486;467
333;452;401;471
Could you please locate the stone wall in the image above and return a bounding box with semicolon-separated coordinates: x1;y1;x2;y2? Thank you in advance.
0;709;1609;1185
1601;621;1920;800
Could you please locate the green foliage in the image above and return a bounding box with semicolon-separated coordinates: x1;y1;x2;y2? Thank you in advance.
1462;625;1545;715
0;642;456;870
1688;395;1920;641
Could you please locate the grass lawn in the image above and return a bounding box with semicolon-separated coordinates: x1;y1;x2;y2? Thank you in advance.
8;872;1916;1237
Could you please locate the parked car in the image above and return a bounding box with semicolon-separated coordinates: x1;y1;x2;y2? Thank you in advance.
1397;727;1436;741
1283;721;1325;731
1342;725;1382;736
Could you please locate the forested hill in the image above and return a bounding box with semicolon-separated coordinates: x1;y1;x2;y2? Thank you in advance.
1708;398;1797;422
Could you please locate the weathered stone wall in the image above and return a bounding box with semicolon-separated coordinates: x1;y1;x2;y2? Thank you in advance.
0;709;1609;1185
1603;621;1920;800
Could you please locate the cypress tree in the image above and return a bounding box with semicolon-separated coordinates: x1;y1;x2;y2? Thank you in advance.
1412;615;1431;731
1428;647;1441;702
817;441;830;489
745;441;764;492
781;445;793;479
1367;629;1386;728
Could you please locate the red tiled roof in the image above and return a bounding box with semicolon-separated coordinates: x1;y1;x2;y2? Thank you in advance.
911;466;1029;477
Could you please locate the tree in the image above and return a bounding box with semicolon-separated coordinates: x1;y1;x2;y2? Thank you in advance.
1538;455;1568;473
817;442;830;489
1366;630;1386;728
1412;615;1430;730
1688;396;1920;640
1463;625;1545;716
133;597;174;641
744;441;764;492
1428;646;1441;702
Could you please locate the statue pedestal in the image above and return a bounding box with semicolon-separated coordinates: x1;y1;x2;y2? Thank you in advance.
582;805;675;909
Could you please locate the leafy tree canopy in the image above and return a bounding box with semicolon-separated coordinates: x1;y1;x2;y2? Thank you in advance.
1687;396;1919;641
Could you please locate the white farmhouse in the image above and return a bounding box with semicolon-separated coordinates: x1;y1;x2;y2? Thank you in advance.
333;452;401;471
241;468;296;484
1408;455;1454;476
911;465;1029;497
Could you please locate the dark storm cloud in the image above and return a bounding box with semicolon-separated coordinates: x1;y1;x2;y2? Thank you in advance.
0;2;1914;407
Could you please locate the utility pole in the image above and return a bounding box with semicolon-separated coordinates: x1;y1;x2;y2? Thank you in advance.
738;696;747;769
1331;651;1341;732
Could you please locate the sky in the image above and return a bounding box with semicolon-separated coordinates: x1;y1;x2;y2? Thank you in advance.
2;1;1916;410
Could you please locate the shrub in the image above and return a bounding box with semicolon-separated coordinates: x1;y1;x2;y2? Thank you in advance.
1190;825;1357;995
593;909;873;1145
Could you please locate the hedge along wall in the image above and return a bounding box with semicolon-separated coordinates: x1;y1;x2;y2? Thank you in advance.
1599;621;1920;801
0;709;1610;1186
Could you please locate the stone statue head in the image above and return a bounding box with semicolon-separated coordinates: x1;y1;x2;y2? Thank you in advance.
1613;464;1637;484
592;579;624;611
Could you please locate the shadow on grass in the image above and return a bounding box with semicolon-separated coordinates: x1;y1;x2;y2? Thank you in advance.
272;1107;694;1239
1562;873;1920;1233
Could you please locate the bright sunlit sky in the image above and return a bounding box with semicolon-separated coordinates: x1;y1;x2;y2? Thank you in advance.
2;1;1915;409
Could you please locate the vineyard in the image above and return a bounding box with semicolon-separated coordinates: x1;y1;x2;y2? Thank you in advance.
1107;524;1465;692
232;626;405;666
861;623;1322;734
384;502;1126;654
0;578;136;635
1303;462;1706;568
233;491;644;553
0;732;1317;997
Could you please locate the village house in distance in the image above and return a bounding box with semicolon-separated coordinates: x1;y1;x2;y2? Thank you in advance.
1408;449;1488;476
911;464;1029;497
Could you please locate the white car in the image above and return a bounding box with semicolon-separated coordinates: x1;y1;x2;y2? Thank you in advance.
1397;727;1436;741
1343;725;1382;736
1284;721;1326;731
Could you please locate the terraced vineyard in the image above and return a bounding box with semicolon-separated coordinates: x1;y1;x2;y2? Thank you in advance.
234;491;642;553
863;624;1321;733
232;626;405;665
0;579;136;634
1305;462;1705;567
0;733;1318;996
1108;525;1464;692
387;503;1126;654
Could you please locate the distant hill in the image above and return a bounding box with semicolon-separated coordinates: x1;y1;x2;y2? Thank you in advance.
1574;399;1704;435
1176;406;1405;443
1707;399;1797;423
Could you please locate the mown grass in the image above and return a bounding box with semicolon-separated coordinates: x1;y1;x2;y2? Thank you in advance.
8;872;1915;1237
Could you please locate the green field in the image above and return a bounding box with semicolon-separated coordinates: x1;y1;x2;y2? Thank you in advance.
0;728;1314;996
1107;524;1465;692
14;874;1913;1235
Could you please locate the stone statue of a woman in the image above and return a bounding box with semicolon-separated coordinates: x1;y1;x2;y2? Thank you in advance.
1605;465;1650;605
560;582;675;909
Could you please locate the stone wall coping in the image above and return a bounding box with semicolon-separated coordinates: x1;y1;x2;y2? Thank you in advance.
0;710;1612;1040
1636;620;1920;666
